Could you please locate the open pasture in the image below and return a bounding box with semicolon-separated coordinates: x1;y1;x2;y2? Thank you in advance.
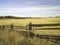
0;18;60;35
0;18;60;25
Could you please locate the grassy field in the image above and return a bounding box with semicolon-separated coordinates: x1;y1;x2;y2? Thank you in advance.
0;17;60;45
0;18;60;35
0;18;60;25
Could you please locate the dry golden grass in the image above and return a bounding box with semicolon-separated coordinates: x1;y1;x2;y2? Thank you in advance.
0;18;60;35
0;30;55;45
0;18;60;25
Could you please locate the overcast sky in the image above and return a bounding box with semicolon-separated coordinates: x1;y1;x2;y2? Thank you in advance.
0;0;60;17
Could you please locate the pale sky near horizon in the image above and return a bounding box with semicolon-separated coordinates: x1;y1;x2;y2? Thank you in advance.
0;0;60;17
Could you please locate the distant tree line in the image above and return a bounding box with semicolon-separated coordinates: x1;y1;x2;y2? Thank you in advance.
0;16;60;19
0;16;28;19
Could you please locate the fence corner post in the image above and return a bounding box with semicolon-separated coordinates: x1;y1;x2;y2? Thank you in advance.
29;22;32;30
2;25;5;30
11;23;14;30
0;26;1;29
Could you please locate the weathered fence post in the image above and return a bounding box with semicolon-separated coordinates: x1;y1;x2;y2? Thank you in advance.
0;26;1;29
29;22;32;30
11;23;14;30
26;22;32;43
27;22;32;39
2;25;5;30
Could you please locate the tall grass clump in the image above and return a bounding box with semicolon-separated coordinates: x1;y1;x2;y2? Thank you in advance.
0;30;26;45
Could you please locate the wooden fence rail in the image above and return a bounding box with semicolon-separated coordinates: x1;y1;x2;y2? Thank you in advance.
28;22;60;30
0;22;60;30
0;23;26;30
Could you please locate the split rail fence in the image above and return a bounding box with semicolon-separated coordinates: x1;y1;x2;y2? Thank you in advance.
0;22;60;45
0;22;60;30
